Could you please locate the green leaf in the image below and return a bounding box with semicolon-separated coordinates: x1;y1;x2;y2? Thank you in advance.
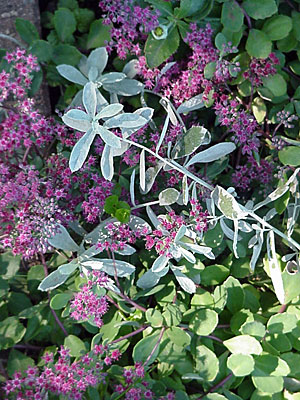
251;355;290;394
159;188;180;206
221;1;244;32
204;62;217;79
262;15;292;40
252;97;267;123
224;335;262;355
53;8;76;41
279;146;300;166
163;304;182;327
30;40;53;62
243;0;277;20
178;0;211;18
145;26;180;68
52;44;82;65
241;321;266;339
15;18;39;45
227;354;255;376
195;344;219;381
212;187;246;220
267;313;298;334
38;270;69;292
201;264;229;286
274;189;290;215
8;292;32;315
74;8;95;33
166;327;191;347
282;264;300;304
87;19;112;49
246;29;272;59
0;252;21;279
223;277;245;314
171;126;209;159
133;331;161;365
0;317;26;350
292;11;300;41
146;309;164;328
64;335;85;357
7;349;34;377
189;309;218;335
262;74;287;97
204;223;224;248
50;293;73;310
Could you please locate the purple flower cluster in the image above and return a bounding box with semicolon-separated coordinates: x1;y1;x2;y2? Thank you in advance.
70;270;110;328
215;96;260;154
0;48;39;105
276;110;298;129
232;155;274;191
99;0;160;59
243;53;279;87
4;345;121;400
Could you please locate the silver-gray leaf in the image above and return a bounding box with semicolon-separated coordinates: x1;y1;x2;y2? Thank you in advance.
48;224;79;252
97;125;121;148
101;144;114;180
87;47;108;77
62;109;91;132
69;128;96;172
83;82;97;117
56;64;88;85
186;142;236;167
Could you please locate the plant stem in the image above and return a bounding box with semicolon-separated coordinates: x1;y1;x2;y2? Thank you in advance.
233;0;252;29
142;326;166;367
206;335;223;343
110;325;149;344
40;253;68;337
197;373;233;399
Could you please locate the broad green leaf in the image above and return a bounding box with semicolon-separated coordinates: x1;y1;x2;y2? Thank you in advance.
30;40;53;62
38;270;69;292
97;126;121;149
50;293;73;310
203;223;224;248
69;129;96;172
241;321;266;339
201;264;229;286
62;109;91;132
145;26;180;68
186;142;236;167
53;8;76;41
52;44;82;66
224;335;262;355
262;74;287;97
279;146;300;166
15;18;39;45
87;19;112;49
252;97;267;123
133;331;161;365
146;308;164;328
266;231;285;305
171;126;210;159
189;309;218;335
83;82;97;116
81;258;135;277
221;1;244;32
162;304;182;326
195;344;219;381
227;354;255;376
246;29;272;59
0;317;25;350
251;355;290;394
64;335;85;357
267;313;298;334
243;0;277;20
87;47;108;76
166;327;191;347
159;188;180;206
262;15;292;40
7;349;34;377
48;224;79;252
223;276;245;314
292;11;300;41
57;64;88;85
282;264;300;303
177;94;205;114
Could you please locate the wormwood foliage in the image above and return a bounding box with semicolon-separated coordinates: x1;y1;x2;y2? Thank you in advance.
2;0;300;399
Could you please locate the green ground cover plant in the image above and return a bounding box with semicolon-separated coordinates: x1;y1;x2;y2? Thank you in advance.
1;0;300;399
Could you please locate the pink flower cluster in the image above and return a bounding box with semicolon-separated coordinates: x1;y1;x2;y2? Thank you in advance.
96;221;148;253
115;363;175;400
232;155;274;191
4;345;121;400
146;205;208;258
99;0;160;59
0;48;39;105
215;96;260;154
243;53;279;87
70;271;109;327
